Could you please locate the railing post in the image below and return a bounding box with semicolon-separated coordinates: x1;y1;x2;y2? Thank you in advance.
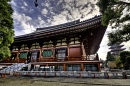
122;72;127;79
80;72;82;78
55;71;56;77
94;73;96;78
44;72;46;77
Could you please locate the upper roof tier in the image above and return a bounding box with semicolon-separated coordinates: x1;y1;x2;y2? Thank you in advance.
109;45;124;49
36;19;80;31
14;15;101;40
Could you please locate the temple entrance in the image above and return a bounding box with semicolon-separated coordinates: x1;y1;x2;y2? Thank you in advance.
55;48;67;61
27;52;31;63
31;51;39;62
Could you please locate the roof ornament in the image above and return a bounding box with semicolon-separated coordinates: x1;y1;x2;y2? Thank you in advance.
34;0;38;7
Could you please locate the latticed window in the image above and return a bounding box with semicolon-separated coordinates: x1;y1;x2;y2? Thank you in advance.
19;52;27;58
84;64;98;71
42;49;53;57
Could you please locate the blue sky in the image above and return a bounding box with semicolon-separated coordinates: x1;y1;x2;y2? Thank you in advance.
9;0;130;60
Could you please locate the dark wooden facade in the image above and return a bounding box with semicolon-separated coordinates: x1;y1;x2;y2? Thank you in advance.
1;16;107;71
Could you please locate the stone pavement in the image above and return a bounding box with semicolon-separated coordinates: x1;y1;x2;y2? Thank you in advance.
32;77;130;86
0;76;130;86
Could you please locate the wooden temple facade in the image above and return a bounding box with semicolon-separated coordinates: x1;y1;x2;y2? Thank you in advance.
2;16;107;71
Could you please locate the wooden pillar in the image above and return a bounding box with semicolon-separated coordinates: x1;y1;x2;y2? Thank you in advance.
39;47;42;61
53;45;56;58
81;63;84;71
67;44;69;61
63;64;66;71
66;38;70;61
81;42;86;60
97;63;100;71
16;49;20;62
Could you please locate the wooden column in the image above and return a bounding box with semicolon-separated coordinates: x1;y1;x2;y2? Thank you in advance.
38;42;43;61
16;49;20;62
81;42;86;60
63;64;66;71
81;63;84;71
97;63;100;71
39;47;42;61
67;44;69;60
53;45;56;58
66;38;70;61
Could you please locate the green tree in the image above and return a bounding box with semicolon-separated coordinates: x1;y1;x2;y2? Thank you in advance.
106;52;115;67
126;56;130;64
120;51;130;69
0;0;14;60
115;56;122;69
106;52;115;61
97;0;130;44
120;51;130;64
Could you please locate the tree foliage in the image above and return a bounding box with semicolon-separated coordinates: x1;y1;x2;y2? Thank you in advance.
120;51;130;64
126;56;130;64
119;51;130;69
106;52;115;61
0;0;14;60
115;56;122;68
97;0;130;44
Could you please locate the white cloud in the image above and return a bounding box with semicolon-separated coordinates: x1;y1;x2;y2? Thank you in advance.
41;8;48;15
9;0;17;7
120;0;130;3
122;41;130;51
13;11;35;34
23;2;28;6
50;13;68;25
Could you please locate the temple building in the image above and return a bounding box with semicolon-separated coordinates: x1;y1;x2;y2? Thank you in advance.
1;15;107;71
109;43;126;57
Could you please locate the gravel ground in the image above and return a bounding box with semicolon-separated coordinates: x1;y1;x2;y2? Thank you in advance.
0;76;130;86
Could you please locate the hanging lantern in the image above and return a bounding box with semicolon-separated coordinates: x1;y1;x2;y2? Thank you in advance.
34;0;38;7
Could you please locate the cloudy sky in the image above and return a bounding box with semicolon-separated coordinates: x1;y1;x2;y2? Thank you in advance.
9;0;130;60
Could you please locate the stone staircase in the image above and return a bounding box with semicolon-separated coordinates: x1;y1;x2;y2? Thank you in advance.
0;63;28;74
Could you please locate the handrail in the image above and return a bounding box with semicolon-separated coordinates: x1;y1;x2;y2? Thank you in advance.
0;63;27;74
14;70;128;79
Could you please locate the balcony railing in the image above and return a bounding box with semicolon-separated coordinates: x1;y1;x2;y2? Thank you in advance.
1;55;99;63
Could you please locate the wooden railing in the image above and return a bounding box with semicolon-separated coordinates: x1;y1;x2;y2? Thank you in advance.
12;71;129;79
1;59;18;63
36;57;84;62
67;57;82;61
18;59;26;63
1;56;100;63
